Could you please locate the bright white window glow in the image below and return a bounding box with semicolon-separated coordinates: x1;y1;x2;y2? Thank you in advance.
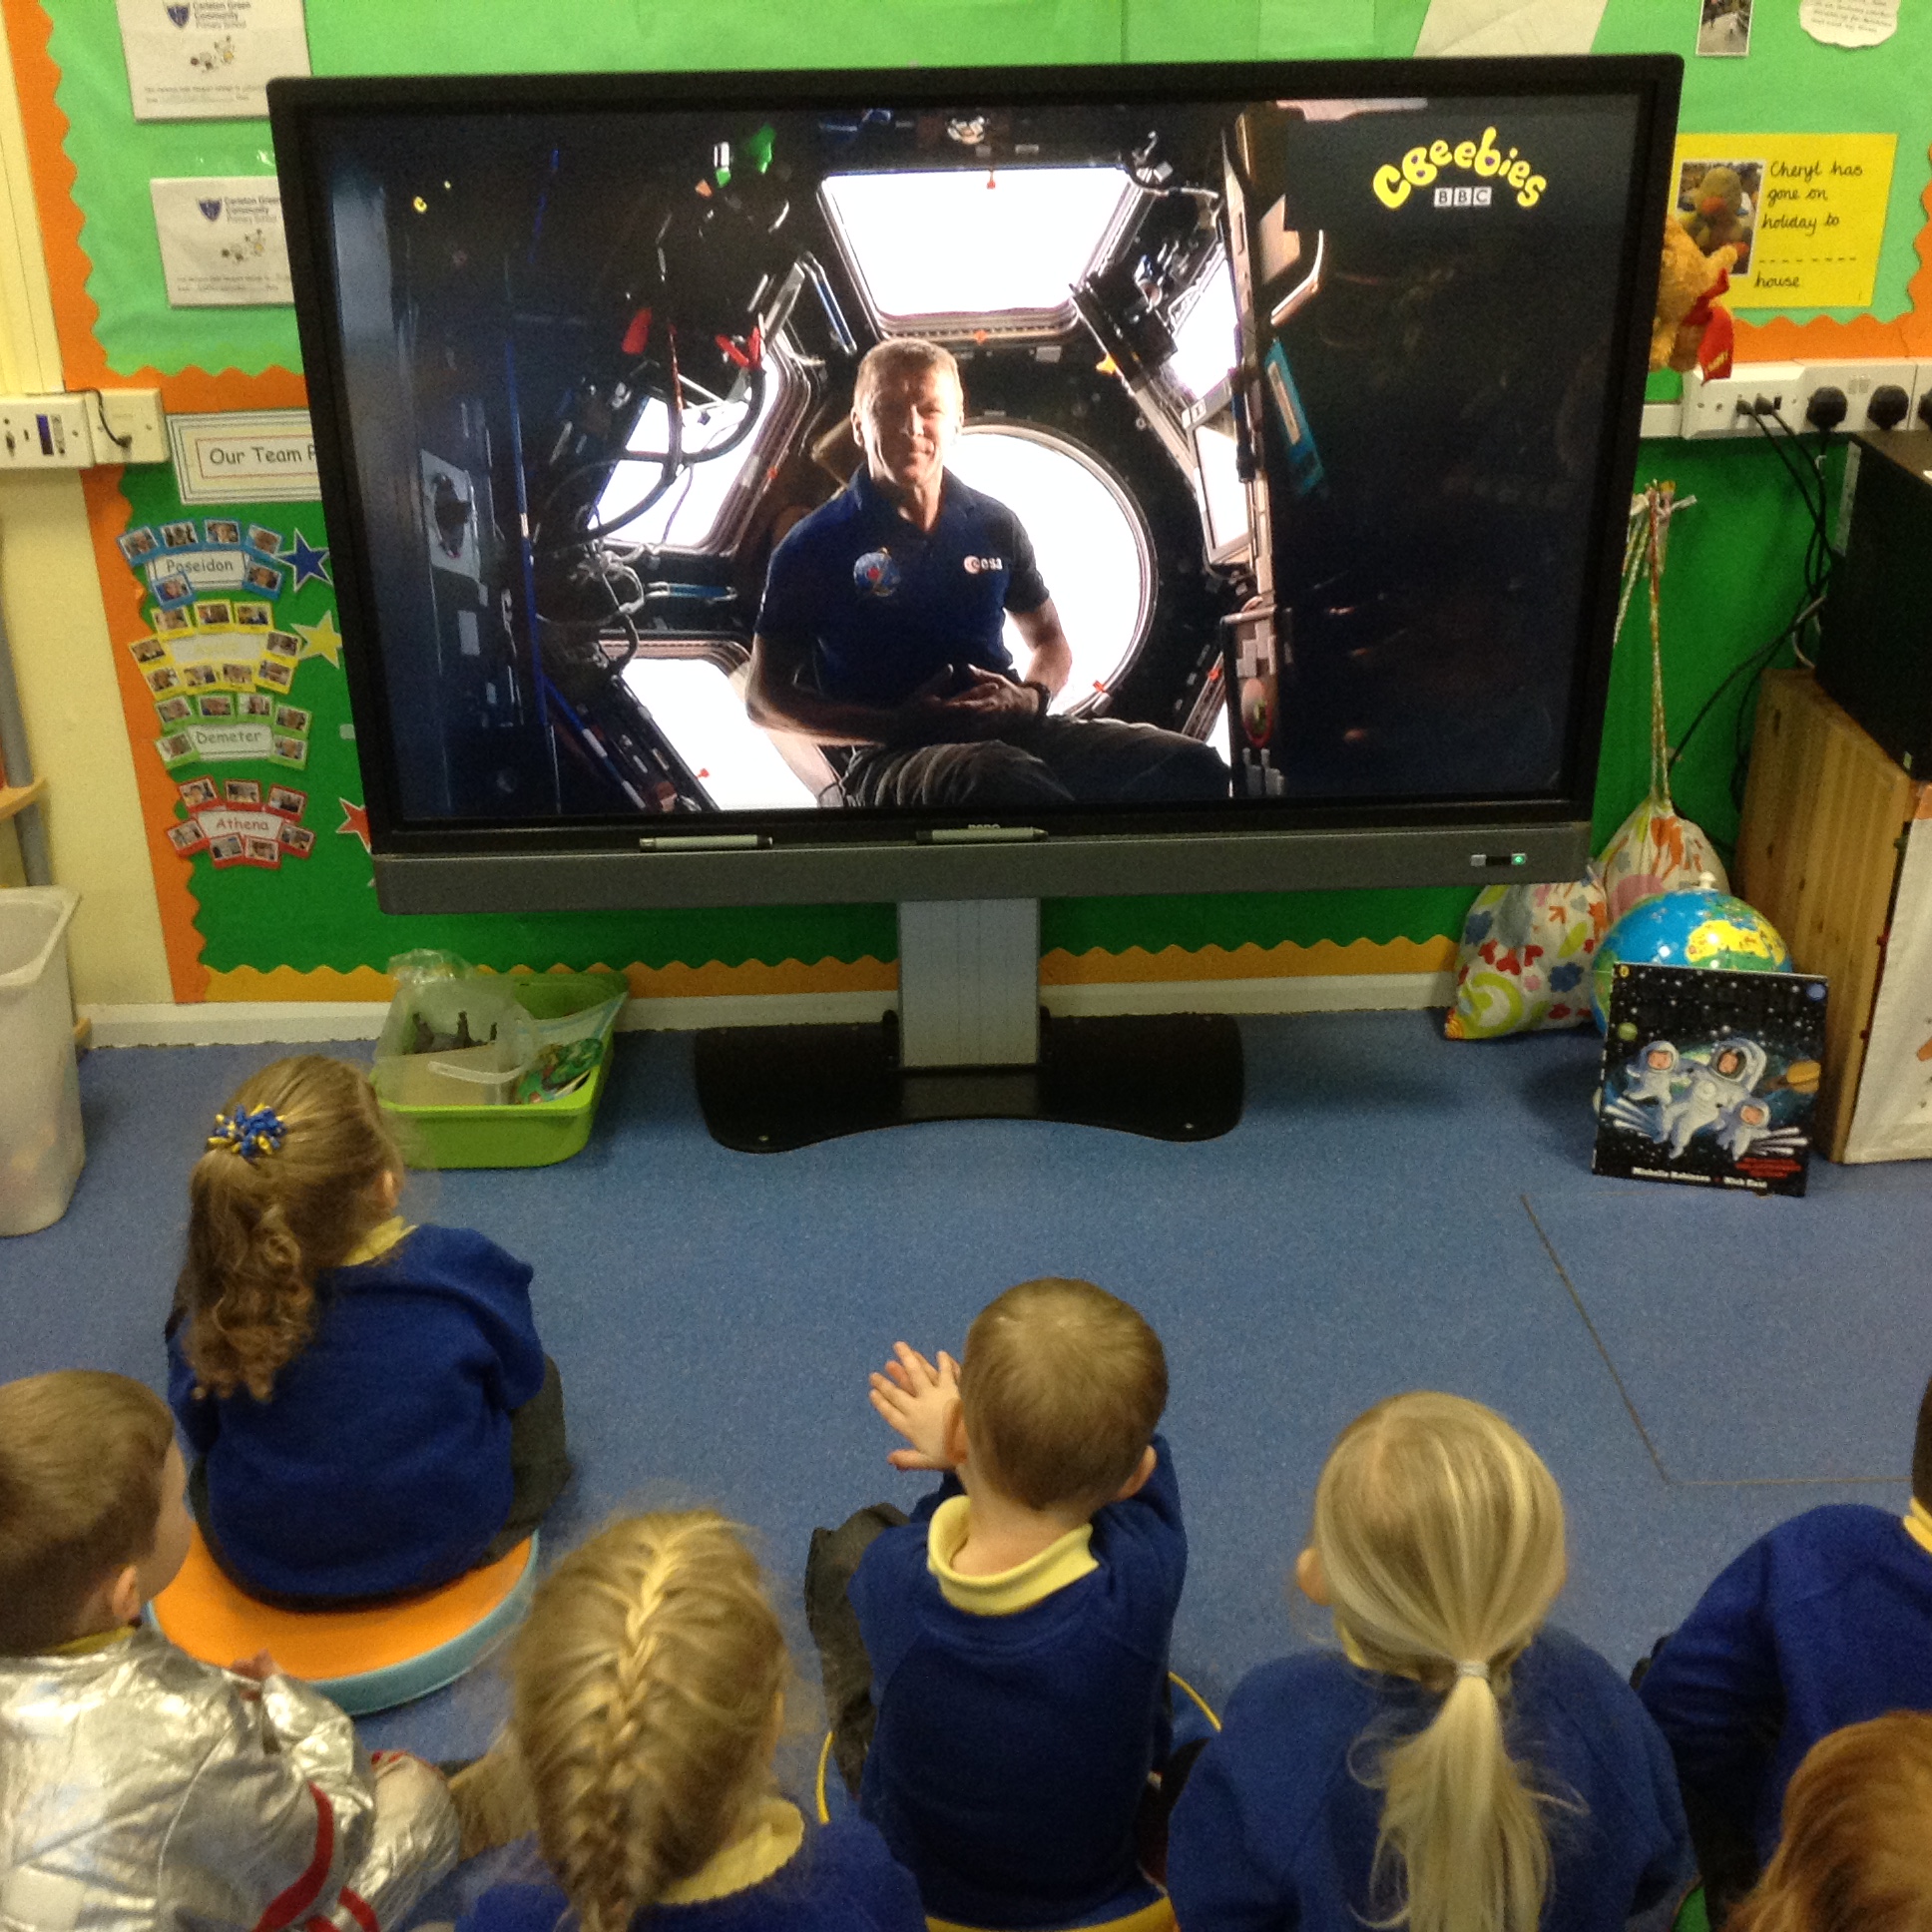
821;168;1138;325
595;375;782;552
1166;256;1239;403
1193;419;1249;556
946;425;1151;713
620;657;817;811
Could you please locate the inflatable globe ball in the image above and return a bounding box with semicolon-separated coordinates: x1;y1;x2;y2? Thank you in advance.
1591;883;1790;1030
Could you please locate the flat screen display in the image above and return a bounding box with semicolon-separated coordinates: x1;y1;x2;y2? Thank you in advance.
274;61;1676;864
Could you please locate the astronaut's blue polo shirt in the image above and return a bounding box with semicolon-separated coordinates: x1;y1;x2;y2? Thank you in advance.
756;467;1050;709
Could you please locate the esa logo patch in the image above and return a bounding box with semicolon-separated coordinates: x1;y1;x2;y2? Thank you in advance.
962;555;1006;575
853;549;900;597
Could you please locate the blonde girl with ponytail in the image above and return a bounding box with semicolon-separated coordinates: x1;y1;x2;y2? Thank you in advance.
167;1055;568;1606
1167;1392;1692;1932
450;1512;925;1932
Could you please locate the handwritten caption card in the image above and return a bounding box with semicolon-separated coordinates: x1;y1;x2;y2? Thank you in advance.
1674;134;1896;309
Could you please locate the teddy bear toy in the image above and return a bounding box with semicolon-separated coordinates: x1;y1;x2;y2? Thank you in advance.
1653;220;1739;373
1678;164;1753;269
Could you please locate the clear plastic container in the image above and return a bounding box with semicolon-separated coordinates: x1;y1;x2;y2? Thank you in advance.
0;886;83;1235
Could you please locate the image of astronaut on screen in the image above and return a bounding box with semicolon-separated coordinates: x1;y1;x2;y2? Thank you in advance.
745;339;1228;808
325;90;1646;823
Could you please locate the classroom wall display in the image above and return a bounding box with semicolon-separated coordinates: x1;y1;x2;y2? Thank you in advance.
11;0;1932;1005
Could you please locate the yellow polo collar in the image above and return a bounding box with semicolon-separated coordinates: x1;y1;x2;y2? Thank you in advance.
48;1625;138;1657
927;1496;1098;1615
1903;1499;1932;1559
659;1798;803;1904
341;1216;413;1266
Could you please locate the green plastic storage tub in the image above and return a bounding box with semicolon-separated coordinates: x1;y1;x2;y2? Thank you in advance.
377;972;627;1170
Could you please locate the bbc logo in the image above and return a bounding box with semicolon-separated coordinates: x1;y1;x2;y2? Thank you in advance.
1433;185;1493;208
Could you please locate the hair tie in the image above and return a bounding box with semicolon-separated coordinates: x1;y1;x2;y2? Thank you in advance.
1454;1660;1491;1682
208;1105;286;1162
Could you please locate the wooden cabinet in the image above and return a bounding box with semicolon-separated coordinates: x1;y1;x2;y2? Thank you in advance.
1735;669;1921;1160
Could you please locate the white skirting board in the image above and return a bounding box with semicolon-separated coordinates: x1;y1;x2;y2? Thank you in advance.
80;971;1455;1048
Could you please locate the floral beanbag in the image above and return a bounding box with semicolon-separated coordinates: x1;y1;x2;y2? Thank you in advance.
1444;873;1610;1040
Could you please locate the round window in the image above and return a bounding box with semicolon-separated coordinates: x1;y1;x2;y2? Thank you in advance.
947;425;1154;715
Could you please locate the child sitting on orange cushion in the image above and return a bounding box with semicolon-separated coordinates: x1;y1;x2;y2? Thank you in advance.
166;1055;569;1604
0;1369;458;1929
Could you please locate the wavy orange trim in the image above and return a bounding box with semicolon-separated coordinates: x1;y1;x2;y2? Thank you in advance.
1904;144;1932;357
81;467;210;1000
1040;936;1457;984
1;0;304;407
208;957;901;1003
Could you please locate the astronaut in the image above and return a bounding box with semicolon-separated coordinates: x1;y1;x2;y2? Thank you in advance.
1622;1040;1685;1108
745;336;1229;809
1655;1035;1768;1158
1712;1093;1779;1161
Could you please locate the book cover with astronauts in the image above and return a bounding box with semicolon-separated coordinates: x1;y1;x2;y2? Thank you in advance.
1592;963;1827;1197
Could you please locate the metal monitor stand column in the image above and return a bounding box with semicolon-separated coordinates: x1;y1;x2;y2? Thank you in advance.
693;897;1243;1153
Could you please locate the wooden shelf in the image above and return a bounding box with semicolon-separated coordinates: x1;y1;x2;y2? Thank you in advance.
0;777;47;822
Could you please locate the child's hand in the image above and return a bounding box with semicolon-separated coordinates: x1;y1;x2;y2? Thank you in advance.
869;1342;961;1472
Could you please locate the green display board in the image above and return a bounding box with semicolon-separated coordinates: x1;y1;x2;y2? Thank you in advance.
44;0;1924;981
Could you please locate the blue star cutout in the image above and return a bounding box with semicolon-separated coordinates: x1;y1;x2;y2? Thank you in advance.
287;529;331;589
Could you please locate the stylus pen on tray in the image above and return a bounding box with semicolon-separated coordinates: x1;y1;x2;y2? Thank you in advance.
920;825;1048;844
638;833;771;850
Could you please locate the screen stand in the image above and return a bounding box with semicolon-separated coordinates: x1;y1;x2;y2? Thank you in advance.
694;899;1243;1153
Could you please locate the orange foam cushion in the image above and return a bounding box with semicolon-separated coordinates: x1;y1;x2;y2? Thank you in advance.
153;1525;534;1680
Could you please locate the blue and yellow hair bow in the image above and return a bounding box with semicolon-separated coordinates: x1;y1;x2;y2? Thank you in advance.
208;1105;286;1161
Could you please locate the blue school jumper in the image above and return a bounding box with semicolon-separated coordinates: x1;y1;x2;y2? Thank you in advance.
1638;1501;1932;1860
1167;1625;1693;1932
455;1815;924;1932
848;1437;1186;1929
168;1221;546;1601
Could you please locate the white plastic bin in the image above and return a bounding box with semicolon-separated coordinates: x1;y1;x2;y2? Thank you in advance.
0;887;84;1235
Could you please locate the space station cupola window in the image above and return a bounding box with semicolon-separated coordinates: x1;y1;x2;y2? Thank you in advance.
819;167;1141;334
1163;251;1239;407
947;424;1159;721
592;338;797;555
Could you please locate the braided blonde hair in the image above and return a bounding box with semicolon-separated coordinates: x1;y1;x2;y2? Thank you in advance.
501;1513;788;1932
1313;1392;1568;1932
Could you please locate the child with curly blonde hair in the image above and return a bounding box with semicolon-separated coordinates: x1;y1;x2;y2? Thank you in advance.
452;1511;924;1932
167;1054;568;1604
1168;1391;1692;1932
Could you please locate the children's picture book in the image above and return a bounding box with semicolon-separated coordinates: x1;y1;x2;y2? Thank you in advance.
1592;962;1826;1196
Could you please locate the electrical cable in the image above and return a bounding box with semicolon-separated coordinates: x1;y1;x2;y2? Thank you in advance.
81;389;134;457
1668;404;1837;805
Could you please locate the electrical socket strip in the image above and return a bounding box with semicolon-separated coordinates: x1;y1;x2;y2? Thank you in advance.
1682;358;1932;439
0;389;169;468
0;394;96;468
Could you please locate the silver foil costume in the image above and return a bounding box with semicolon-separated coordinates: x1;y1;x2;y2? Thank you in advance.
0;1626;459;1931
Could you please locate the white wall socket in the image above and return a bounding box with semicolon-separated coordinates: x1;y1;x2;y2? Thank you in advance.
93;389;168;464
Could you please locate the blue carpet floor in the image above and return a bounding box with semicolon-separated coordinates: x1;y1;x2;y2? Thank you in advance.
8;1011;1924;1830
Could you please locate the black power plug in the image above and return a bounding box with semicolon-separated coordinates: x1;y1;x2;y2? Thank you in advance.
1804;385;1848;432
1867;384;1910;432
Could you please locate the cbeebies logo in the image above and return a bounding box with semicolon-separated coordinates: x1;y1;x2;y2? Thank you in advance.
1372;126;1547;211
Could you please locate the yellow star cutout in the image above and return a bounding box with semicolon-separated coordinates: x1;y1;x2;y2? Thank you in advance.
293;610;342;668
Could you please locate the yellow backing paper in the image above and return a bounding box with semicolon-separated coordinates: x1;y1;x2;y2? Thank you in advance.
1673;134;1897;309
